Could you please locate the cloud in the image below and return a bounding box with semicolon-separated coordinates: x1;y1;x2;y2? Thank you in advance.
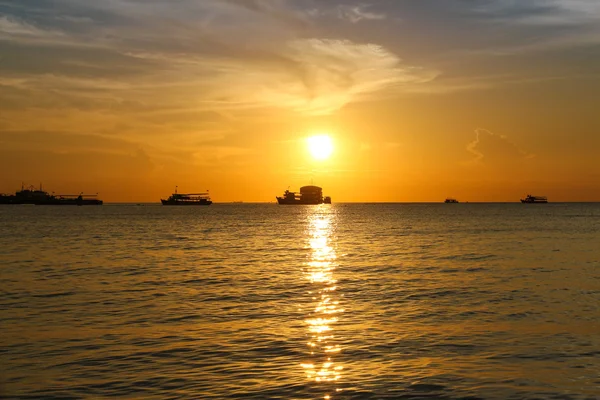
336;4;386;23
466;0;600;53
0;14;65;41
125;37;429;114
14;0;598;115
0;1;435;118
0;15;42;36
466;128;534;165
236;38;433;114
220;0;310;28
115;38;432;114
3;0;596;149
1;41;433;117
475;0;600;25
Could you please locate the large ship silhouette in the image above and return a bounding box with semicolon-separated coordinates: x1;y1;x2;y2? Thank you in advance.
0;184;103;205
276;185;331;205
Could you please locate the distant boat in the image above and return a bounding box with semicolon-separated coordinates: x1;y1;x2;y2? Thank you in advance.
521;194;548;204
444;198;459;203
161;187;212;206
276;185;331;205
41;194;103;205
0;184;103;205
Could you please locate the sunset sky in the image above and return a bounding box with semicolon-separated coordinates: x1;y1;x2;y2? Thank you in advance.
1;0;599;202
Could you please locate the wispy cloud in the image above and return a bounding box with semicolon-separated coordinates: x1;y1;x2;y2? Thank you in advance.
220;0;310;28
100;37;432;114
466;128;534;165
336;4;386;23
5;0;597;121
0;1;437;119
0;14;67;43
467;0;600;54
474;0;600;25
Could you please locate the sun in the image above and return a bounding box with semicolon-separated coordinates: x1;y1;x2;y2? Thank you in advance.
307;135;333;161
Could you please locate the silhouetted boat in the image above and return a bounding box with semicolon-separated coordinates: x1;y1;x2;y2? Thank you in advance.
521;194;548;203
42;194;103;205
444;198;459;203
0;193;17;204
0;184;103;205
161;187;212;205
276;186;331;205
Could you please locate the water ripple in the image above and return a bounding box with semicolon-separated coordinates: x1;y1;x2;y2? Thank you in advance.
1;203;599;399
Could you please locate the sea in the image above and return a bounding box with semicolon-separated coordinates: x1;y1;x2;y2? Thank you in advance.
1;203;599;399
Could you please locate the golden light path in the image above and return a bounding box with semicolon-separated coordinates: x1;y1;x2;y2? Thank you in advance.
301;207;343;399
307;135;334;161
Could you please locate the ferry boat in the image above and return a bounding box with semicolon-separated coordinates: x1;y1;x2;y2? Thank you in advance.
0;184;103;205
161;187;212;205
521;194;548;203
444;198;459;203
276;185;331;205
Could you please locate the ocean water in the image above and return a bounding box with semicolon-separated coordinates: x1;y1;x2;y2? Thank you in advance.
1;203;599;399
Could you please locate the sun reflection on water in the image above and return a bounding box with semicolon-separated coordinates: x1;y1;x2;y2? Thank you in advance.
301;208;343;397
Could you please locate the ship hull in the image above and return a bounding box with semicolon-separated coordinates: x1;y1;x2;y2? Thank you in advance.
276;197;323;205
0;196;102;205
0;196;18;204
35;200;103;205
1;186;103;205
520;200;547;203
161;199;212;205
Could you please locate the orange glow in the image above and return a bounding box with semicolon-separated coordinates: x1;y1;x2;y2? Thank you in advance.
1;2;599;202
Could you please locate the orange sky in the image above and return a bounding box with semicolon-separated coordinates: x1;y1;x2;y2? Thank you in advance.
1;1;599;202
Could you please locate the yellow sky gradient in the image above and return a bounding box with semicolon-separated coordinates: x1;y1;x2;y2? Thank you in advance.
1;1;599;202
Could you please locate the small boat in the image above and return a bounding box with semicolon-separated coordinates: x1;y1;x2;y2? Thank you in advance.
161;187;212;205
276;185;331;205
444;198;459;203
521;194;548;203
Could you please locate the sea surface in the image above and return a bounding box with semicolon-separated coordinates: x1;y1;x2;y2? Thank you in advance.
1;203;599;399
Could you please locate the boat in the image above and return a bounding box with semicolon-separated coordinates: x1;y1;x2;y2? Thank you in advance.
521;194;548;203
444;198;459;203
0;184;49;204
42;194;103;205
0;193;17;204
161;187;212;205
276;185;331;205
0;184;103;205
